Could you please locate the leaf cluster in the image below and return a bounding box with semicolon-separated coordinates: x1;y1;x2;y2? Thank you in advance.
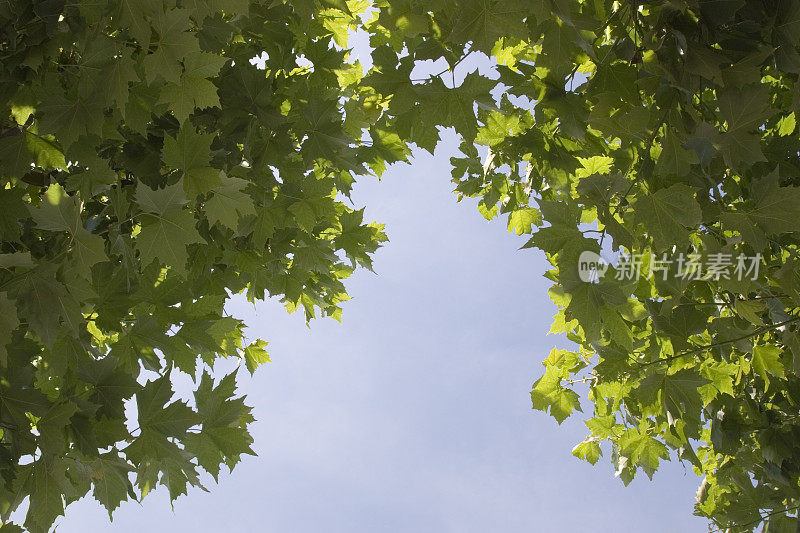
0;0;390;530
356;0;800;530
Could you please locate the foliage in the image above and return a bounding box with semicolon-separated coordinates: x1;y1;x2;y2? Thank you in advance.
357;0;800;530
0;0;389;530
4;0;800;530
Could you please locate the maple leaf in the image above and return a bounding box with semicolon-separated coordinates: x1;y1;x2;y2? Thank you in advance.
752;345;786;390
89;452;136;517
66;163;118;198
204;175;256;230
0;135;33;178
635;369;709;427
135;181;188;216
619;425;670;474
23;458;74;532
6;263;82;347
185;372;255;478
29;184;82;235
101;52;139;112
0;187;28;240
114;0;159;44
142;8;201;84
531;367;582;424
655;129;699;177
632;184;702;250
37;92;104;150
159;75;221;123
447;0;529;52
72;230;108;279
0;293;19;364
135;210;204;276
243;339;270;374
572;440;602;465
162;125;221;197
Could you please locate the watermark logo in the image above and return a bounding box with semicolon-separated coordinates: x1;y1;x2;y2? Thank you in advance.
578;250;609;282
576;251;762;282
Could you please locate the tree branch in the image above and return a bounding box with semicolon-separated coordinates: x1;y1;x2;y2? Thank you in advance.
636;316;800;370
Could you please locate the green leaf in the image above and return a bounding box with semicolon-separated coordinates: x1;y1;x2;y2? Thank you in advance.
564;282;625;342
142;8;201;84
135;181;188;216
293;241;337;273
0;135;33;178
159;79;196;122
685;44;726;85
242;339;270;374
159;75;221;123
719;130;766;169
135;209;204;276
72;230;108;279
115;0;158;44
162;125;220;196
38;92;104;151
619;425;669;473
476;111;522;146
601;309;633;351
414;73;495;142
0;187;28;241
522;222;586;253
576;156;614;177
288;200;317;233
0;252;33;269
632;184;702;249
89;452;136;517
137;377;199;436
36;402;79;454
572;439;602;465
777;112;796;136
0;292;19;364
184;372;254;479
717;84;771;168
531;367;581;424
66;164;118;198
7;264;82;347
163;124;212;171
699;360;737;403
23;457;75;532
101;51;139;112
447;0;529;52
752;344;785;389
29;184;81;235
655;130;699;177
183;51;228;78
635;369;709;425
204;175;256;230
585;415;617;439
747;184;800;235
507;207;541;235
718;84;771;133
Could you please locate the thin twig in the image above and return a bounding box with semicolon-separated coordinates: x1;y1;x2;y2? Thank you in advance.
637;316;800;370
707;505;800;533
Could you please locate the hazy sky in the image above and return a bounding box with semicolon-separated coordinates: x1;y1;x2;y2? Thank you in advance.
54;130;708;532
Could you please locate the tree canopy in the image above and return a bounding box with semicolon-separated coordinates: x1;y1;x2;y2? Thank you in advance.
2;0;800;531
385;1;800;531
0;1;387;530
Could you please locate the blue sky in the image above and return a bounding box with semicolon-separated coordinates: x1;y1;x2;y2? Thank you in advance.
56;132;708;532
